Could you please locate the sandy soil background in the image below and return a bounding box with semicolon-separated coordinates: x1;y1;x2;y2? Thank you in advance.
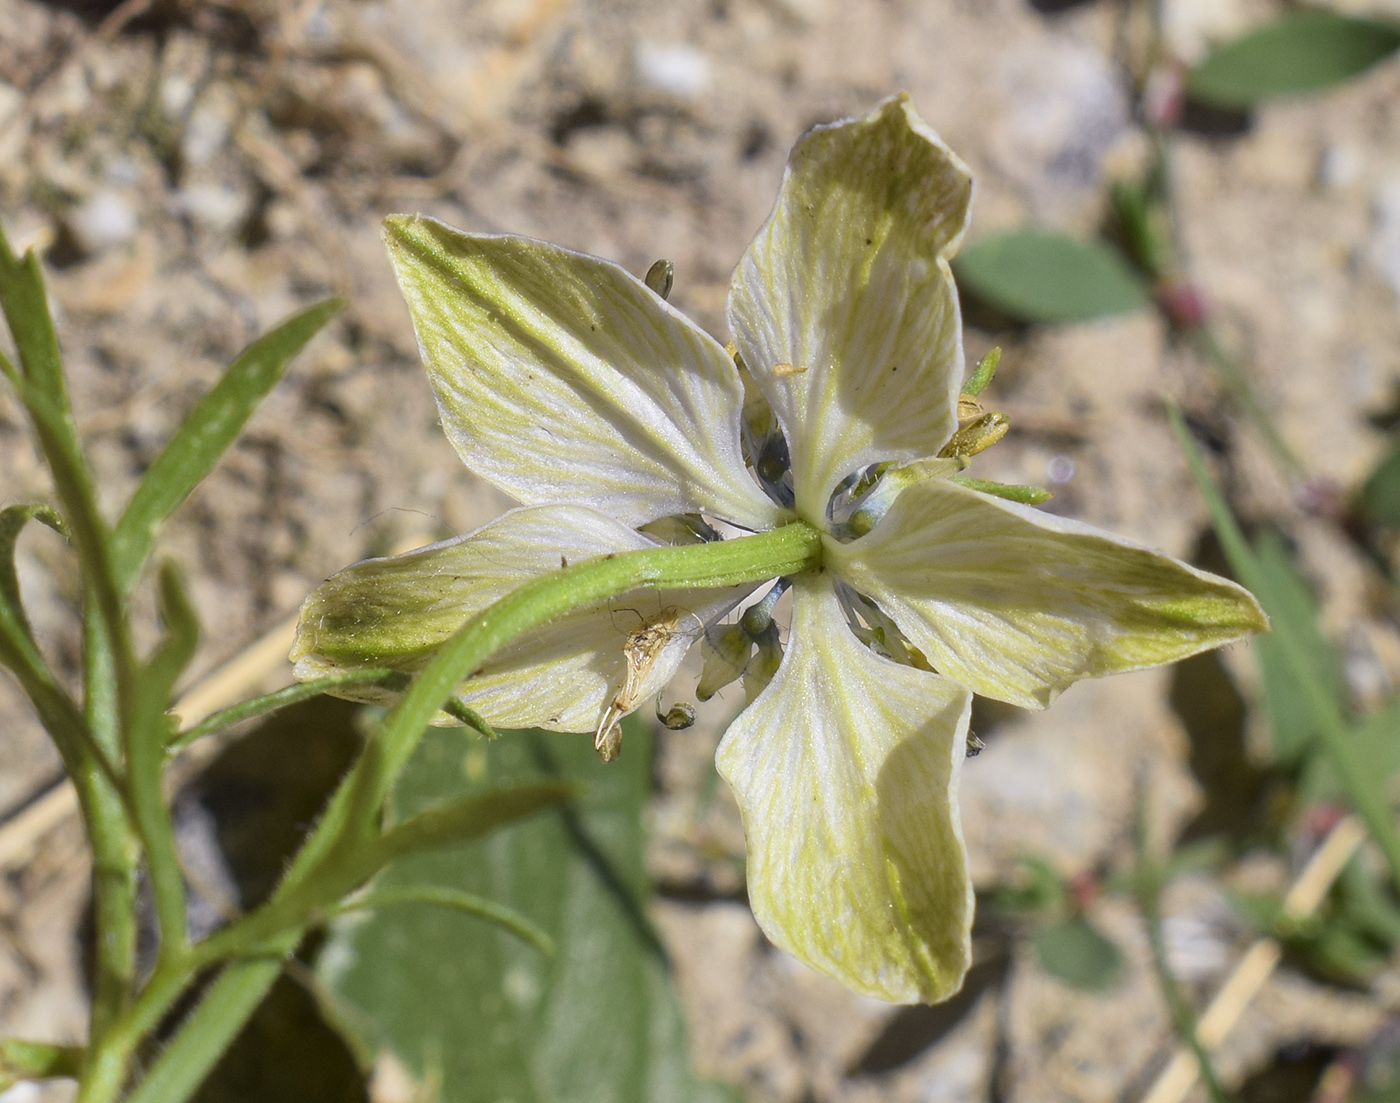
4;0;1400;1099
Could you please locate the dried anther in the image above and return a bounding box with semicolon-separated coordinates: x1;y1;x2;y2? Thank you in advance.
595;607;701;762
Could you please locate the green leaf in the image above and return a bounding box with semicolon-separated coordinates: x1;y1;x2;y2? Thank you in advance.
1301;692;1400;806
1360;441;1400;528
1251;529;1343;767
953;229;1149;323
1033;916;1123;991
1188;11;1400;108
0;504;65;672
993;855;1066;915
333;886;555;957
111;297;345;592
318;720;738;1103
0;227;64;401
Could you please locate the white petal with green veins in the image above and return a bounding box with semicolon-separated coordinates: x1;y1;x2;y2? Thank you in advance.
726;94;973;520
292;505;750;731
829;479;1270;710
386;216;781;531
716;576;973;1003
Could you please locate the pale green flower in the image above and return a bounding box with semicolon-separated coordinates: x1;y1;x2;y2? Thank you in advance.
292;95;1266;1003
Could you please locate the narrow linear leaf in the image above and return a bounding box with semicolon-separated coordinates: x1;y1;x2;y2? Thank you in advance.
1188;11;1400;107
0;228;64;401
112;296;346;591
374;780;579;865
954;229;1149;323
0;504;66;667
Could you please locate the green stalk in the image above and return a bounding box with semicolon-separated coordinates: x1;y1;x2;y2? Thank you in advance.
81;603;140;1046
306;519;822;880
1171;409;1400;891
81;521;824;1103
1138;868;1234;1103
1190;325;1304;480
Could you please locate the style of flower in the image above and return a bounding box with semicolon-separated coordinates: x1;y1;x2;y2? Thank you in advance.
291;95;1266;1004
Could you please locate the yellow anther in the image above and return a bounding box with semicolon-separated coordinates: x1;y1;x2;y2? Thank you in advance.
773;362;808;376
957;394;984;423
938;412;1010;459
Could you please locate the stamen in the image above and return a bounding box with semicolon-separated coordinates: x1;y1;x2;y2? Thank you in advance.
595;607;700;762
644;259;674;300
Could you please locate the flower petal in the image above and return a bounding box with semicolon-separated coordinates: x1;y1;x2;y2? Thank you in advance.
726;94;973;520
716;577;974;1003
386;216;780;530
829;479;1270;709
291;505;751;732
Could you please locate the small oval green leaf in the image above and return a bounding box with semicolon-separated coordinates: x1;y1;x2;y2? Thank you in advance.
1188;11;1400;107
954;229;1149;323
1033;916;1123;991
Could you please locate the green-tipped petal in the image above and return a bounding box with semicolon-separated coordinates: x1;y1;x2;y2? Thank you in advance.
291;505;749;731
829;479;1270;710
386;216;781;531
726;94;973;520
716;577;974;1003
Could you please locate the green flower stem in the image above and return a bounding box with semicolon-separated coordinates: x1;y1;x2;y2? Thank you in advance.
1171;409;1400;892
81;521;823;1103
305;518;823;883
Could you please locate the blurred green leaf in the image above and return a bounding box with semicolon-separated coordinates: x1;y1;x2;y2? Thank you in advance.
994;855;1066;915
1360;442;1400;528
1301;692;1400;806
318;720;739;1103
111;297;345;592
1188;11;1400;108
0;504;65;672
953;229;1149;323
1251;529;1344;767
1335;854;1400;946
1033;916;1122;991
0;227;64;401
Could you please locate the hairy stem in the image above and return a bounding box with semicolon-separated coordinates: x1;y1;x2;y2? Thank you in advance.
81;521;824;1102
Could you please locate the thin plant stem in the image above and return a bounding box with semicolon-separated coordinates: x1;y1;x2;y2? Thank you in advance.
81;604;139;1045
1134;796;1234;1103
168;668;500;754
1172;407;1400;893
169;670;398;752
1190;325;1304;480
79;521;824;1102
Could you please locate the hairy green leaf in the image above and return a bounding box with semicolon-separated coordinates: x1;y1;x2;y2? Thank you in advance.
319;721;739;1103
1189;11;1400;107
953;229;1149;323
112;297;345;591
